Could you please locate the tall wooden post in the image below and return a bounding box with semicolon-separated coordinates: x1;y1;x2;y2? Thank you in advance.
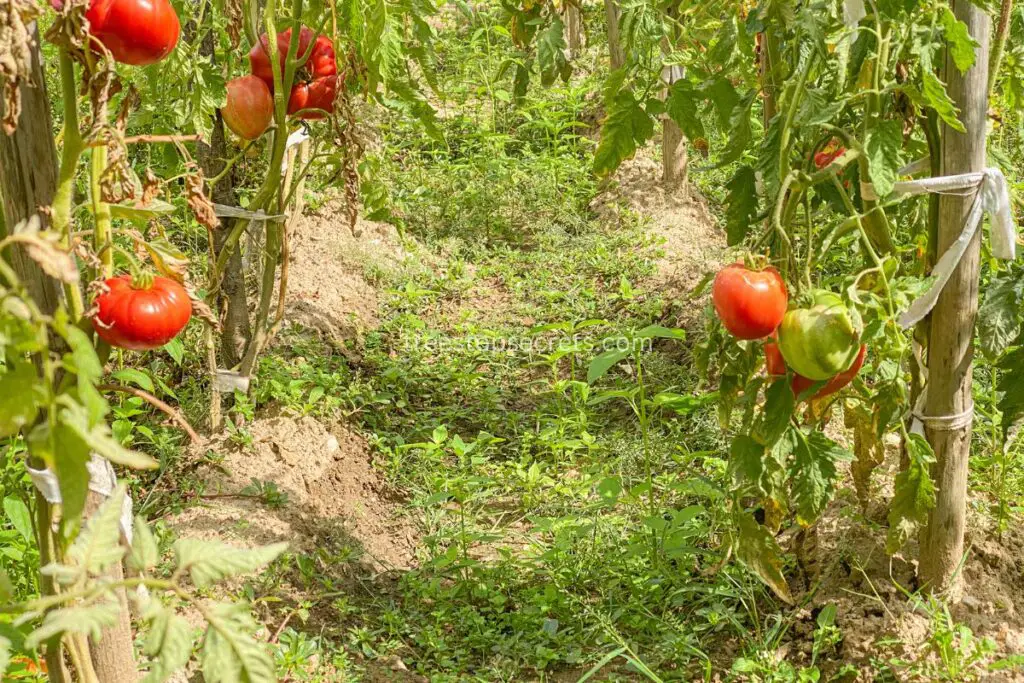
564;2;583;58
918;1;991;599
604;0;625;70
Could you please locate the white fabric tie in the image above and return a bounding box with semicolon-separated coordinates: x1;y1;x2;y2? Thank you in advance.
27;455;134;544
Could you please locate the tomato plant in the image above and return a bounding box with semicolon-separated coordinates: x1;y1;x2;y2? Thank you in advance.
92;275;192;351
711;263;788;340
85;0;180;66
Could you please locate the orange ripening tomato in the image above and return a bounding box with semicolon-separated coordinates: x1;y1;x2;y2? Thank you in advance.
222;75;274;140
712;263;788;340
764;337;787;377
92;275;192;351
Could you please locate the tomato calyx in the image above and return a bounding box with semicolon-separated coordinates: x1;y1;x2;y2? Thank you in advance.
129;271;155;290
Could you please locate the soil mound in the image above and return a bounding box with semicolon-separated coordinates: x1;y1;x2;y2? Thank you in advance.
168;415;417;570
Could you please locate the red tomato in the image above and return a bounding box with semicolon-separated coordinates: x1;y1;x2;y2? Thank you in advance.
764;338;787;377
85;0;181;66
712;264;788;340
287;75;338;119
249;27;337;119
813;140;845;170
222;75;274;140
792;344;867;400
92;275;192;351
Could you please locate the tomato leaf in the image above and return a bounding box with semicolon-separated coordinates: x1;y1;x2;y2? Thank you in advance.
886;434;936;553
977;266;1024;361
790;430;851;526
940;7;978;74
921;71;964;133
536;17;570;87
593;87;656;176
109;198;176;225
0;362;42;438
665;80;705;140
731;510;792;604
756;379;795;446
864;119;903;197
3;497;32;544
724;165;759;246
997;346;1024;441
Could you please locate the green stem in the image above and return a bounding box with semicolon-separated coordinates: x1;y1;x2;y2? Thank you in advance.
90;147;113;280
54;51;86;321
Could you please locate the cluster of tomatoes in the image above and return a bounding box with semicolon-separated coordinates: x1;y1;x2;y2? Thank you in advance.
221;27;338;140
711;264;866;401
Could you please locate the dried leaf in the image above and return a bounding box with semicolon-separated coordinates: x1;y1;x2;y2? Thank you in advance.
0;0;41;134
845;402;885;510
137;236;188;282
141;168;161;205
20;234;80;284
185;172;219;231
187;286;220;332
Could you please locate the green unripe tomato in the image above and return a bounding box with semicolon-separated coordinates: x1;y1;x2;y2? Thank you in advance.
777;290;861;381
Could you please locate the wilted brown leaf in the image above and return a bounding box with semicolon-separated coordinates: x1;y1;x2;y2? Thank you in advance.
141;168;161;206
185;172;219;231
187;286;221;332
0;0;41;135
20;233;80;284
845;401;885;510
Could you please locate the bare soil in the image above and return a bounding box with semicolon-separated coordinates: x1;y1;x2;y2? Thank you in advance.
169;415;417;571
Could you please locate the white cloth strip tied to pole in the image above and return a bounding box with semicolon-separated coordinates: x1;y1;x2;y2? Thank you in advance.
910;388;975;438
27;454;134;544
212;204;286;221
857;160;1018;329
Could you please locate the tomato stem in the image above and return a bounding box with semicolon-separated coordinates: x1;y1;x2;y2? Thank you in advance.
90;146;114;280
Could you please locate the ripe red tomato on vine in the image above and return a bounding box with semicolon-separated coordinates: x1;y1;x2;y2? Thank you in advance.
249;26;338;120
813;139;846;169
712;263;788;340
92;275;192;351
85;0;181;66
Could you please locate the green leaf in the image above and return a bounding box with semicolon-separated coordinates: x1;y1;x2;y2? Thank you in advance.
719;91;754;165
790;431;851;526
586;348;630;383
725;165;759;246
67;485;127;575
731;510;792;604
998;347;1024;440
634;325;686;340
940;7;978;74
922;71;964;133
3;497;32;543
142;600;193;683
111;368;155;393
706;76;739;129
864;119;904;198
887;434;936;553
200;602;275;683
977;268;1024;360
24;600;122;649
0;362;43;438
110;199;176;225
756;379;795;446
536;17;570;87
59;399;157;471
26;419;90;528
593;89;656;176
665;80;705;140
130;516;160;572
174;539;287;589
137;237;189;282
729;434;766;494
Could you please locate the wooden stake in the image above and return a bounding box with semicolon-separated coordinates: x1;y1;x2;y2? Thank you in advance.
918;0;991;600
604;0;625;70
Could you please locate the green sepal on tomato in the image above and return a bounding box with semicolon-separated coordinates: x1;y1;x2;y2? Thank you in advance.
712;263;788;340
92;275;192;351
776;290;861;381
85;0;181;66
